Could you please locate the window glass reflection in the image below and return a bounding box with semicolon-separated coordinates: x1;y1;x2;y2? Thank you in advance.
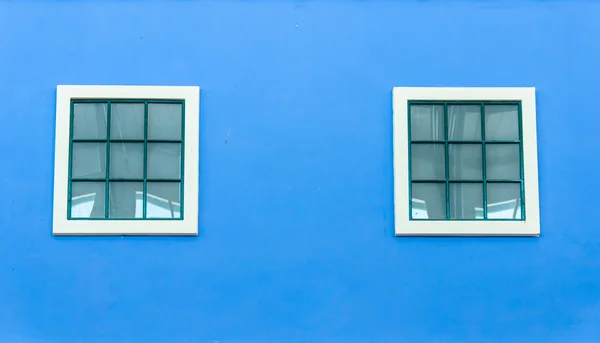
475;200;522;219
110;103;144;139
73;103;107;139
411;183;445;219
70;182;105;218
411;198;429;219
410;105;444;141
146;182;181;218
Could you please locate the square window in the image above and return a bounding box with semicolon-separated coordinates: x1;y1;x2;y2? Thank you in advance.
394;87;539;236
53;85;199;235
68;100;183;221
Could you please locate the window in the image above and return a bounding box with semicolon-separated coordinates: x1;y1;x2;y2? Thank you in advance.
393;87;540;236
53;86;199;235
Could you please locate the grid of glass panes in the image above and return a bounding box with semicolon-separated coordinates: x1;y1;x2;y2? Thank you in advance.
408;101;524;220
68;100;184;220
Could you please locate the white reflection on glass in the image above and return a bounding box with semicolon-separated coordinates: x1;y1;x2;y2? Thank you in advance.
147;193;181;218
411;183;445;219
412;197;522;220
76;192;182;219
70;182;105;218
70;187;181;219
475;199;522;219
411;198;429;219
146;182;181;218
131;192;181;218
71;192;181;219
71;193;97;218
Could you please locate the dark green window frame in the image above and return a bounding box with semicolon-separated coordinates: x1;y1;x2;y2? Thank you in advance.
408;100;525;221
67;99;185;220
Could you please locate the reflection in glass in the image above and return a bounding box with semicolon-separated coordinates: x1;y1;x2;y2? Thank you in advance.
72;103;107;139
411;144;445;180
72;143;106;179
110;143;144;178
448;105;481;140
486;144;521;180
450;183;483;219
109;182;143;218
70;182;105;218
485;105;519;140
411;183;445;219
146;182;181;218
147;143;181;179
449;144;482;180
111;103;144;139
475;183;522;219
148;103;182;140
410;105;444;141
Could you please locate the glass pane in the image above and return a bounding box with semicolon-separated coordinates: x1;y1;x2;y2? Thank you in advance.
110;143;144;179
449;144;482;180
410;105;444;140
447;105;481;140
411;144;445;180
148;103;182;140
147;182;181;218
486;183;522;219
486;144;521;180
147;143;181;179
70;181;105;218
109;182;143;218
411;183;445;220
110;103;144;139
485;105;519;140
72;103;107;139
450;183;483;219
71;143;106;179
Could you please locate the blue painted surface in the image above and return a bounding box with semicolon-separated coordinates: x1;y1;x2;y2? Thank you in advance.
1;1;599;342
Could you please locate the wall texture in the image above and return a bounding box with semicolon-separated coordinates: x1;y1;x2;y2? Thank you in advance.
1;1;599;342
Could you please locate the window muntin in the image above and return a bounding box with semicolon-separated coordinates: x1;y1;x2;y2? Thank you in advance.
408;101;524;221
67;100;184;220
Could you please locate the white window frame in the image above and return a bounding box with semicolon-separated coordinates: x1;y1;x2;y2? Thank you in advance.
53;85;200;236
393;87;540;236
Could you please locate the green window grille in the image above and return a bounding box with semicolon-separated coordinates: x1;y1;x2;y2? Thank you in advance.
67;100;185;220
408;101;525;221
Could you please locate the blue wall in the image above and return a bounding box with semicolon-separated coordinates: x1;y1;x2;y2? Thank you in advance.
1;1;599;342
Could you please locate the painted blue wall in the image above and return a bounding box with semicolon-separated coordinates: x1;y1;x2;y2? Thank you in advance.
1;1;599;342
